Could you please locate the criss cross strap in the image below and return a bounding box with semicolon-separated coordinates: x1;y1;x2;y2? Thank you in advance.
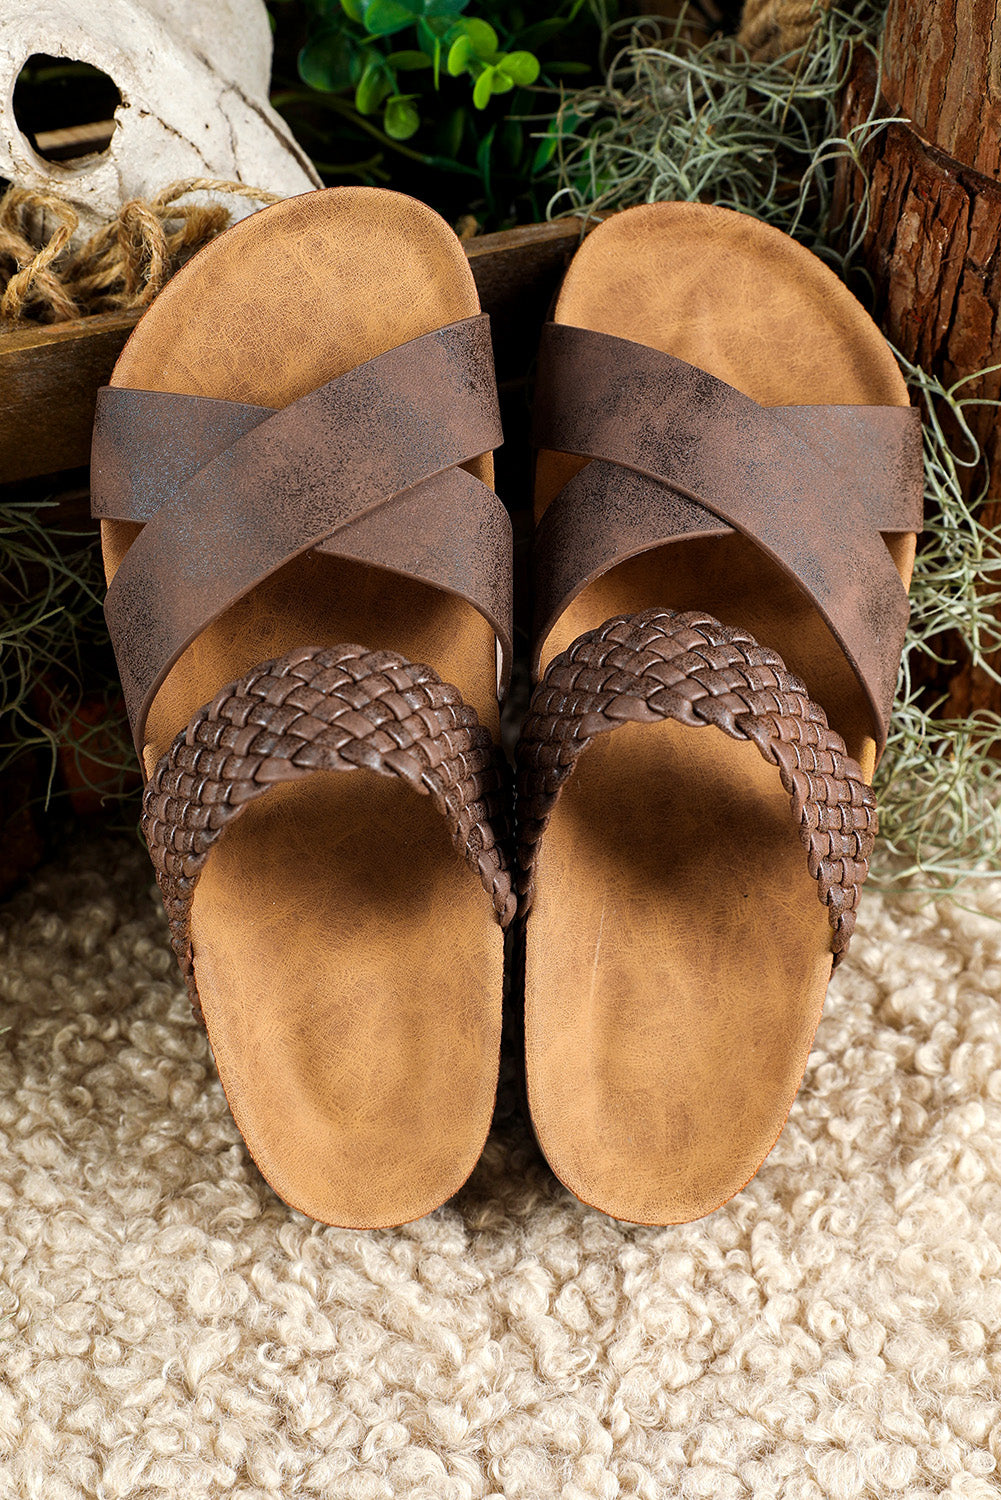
143;641;516;1019
92;389;270;521
532;322;924;755
516;608;877;964
91;316;510;753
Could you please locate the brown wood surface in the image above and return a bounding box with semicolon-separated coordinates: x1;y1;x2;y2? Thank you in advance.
838;54;1001;438
881;0;1001;180
0;311;137;485
0;218;585;489
837;28;1001;719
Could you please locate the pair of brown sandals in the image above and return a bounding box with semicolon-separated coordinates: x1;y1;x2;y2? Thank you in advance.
91;188;922;1228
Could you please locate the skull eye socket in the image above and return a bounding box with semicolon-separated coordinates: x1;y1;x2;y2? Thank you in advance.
13;54;120;165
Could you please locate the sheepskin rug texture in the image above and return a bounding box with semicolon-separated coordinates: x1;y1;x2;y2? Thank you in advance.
1;834;1001;1500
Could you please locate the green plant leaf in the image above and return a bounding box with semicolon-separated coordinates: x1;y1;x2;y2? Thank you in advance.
437;103;467;159
425;0;469;15
348;42;377;83
462;18;498;59
476;120;495;199
532;132;557;173
500;116;523;166
489;68;515;95
498;50;539;86
362;0;420;37
355;57;393;113
517;18;568;50
298;30;355;93
383;93;421;138
446;35;472;74
339;0;366;20
388;49;432;69
531;107;580;173
472;66;494;109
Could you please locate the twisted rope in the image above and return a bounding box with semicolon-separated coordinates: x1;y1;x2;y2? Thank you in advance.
516;608;877;964
738;0;831;60
0;179;282;325
143;643;515;1018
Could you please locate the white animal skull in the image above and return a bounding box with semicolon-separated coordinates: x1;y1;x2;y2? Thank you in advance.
0;0;321;236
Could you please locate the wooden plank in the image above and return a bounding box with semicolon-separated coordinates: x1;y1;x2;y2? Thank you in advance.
0;310;138;485
467;219;587;503
0;217;590;487
467;218;586;380
32;120;116;160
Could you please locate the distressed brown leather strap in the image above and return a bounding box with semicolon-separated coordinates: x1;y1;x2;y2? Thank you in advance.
93;316;510;752
92;388;268;522
517;608;877;964
95;415;512;713
532;322;924;754
143;642;516;1020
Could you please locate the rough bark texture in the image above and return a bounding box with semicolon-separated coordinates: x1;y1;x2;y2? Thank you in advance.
837;22;1001;719
881;0;1001;181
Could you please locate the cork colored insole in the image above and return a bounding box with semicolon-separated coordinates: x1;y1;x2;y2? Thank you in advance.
103;188;503;1226
526;202;915;1223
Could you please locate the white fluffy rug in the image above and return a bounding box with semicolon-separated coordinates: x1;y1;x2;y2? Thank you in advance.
1;834;1000;1500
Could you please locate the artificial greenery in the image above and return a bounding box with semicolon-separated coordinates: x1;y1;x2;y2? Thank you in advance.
878;358;1001;887
298;0;544;142
268;0;616;226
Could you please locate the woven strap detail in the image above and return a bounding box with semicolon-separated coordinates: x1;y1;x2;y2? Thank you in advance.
516;609;877;964
143;643;515;1017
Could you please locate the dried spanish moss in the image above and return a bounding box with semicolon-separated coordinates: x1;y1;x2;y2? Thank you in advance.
546;2;890;255
877;358;1001;887
0;499;132;811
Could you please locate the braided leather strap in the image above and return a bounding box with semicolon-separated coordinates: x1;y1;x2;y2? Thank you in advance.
516;609;877;964
143;643;515;1018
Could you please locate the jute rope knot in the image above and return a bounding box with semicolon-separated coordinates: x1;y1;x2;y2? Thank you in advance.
737;0;832;61
0;178;283;325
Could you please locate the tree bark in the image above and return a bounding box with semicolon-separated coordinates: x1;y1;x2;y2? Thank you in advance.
881;0;1001;181
837;2;1001;718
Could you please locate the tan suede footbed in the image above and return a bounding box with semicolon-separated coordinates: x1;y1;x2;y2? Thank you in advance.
526;202;915;1225
102;188;504;1229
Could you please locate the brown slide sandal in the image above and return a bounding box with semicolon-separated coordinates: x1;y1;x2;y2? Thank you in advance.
90;186;515;1228
516;202;923;1224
